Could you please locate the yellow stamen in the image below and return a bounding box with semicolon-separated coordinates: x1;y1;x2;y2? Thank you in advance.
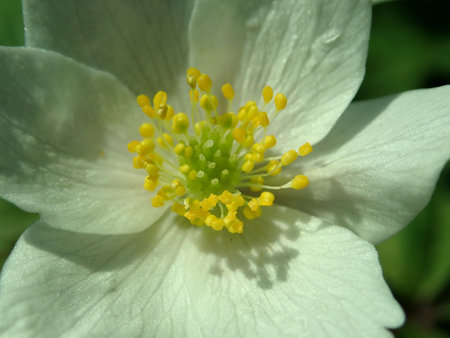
139;123;154;138
197;74;212;92
274;93;287;111
281;150;298;166
137;94;150;107
262;86;273;103
298;142;313;156
291;175;309;190
222;83;235;100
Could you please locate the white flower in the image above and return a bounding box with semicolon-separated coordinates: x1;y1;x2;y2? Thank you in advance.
0;0;449;337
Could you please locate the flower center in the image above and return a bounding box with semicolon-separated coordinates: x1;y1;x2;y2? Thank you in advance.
128;68;311;233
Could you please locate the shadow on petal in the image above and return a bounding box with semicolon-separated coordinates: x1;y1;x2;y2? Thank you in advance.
23;206;317;291
191;206;318;290
22;212;172;272
278;179;364;230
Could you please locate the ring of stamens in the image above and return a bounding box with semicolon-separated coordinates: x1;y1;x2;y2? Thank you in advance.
128;67;312;234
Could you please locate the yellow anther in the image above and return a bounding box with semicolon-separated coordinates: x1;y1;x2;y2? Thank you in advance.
195;122;202;135
250;152;264;163
186;74;196;88
291;175;309;190
145;163;159;176
127;140;140;153
262;86;273;103
157;137;167;149
139;139;155;155
172;113;190;134
266;160;279;173
237;107;246;121
157;104;168;120
219;190;234;205
139;123;154;138
251;143;265;154
171;179;182;188
175;185;186;196
190;89;199;102
241;160;255;173
258;111;269;127
227;219;243;234
258;191;274;206
184;146;194;158
246;106;258;120
248;198;260;212
187;67;201;79
281;150;298;166
166;105;175;121
149;152;163;165
142;105;156;118
228;194;245;210
251;116;260;128
133;156;145;169
243;135;254;148
298;142;313;156
245;101;257;110
211;95;219;109
180;164;190;174
188;170;197;180
157;185;172;200
144;177;158;191
232;128;246;144
199;194;219;211
137;94;150;107
172;202;187;216
243;206;261;220
250;176;264;192
200;94;215;111
174;143;185;155
205;214;225;231
270;166;282;176
221;83;235;100
263;135;277;149
251;176;264;185
274;93;287;111
153;91;168;108
163;133;174;146
197;73;212;92
218;112;238;129
151;195;165;207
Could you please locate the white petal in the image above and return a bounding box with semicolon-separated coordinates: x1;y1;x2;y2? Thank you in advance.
189;0;372;146
277;86;450;243
23;0;194;100
0;47;163;234
0;207;403;337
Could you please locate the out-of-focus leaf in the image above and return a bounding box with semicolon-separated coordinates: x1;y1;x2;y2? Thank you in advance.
377;202;430;298
0;0;24;46
0;0;31;270
0;199;38;268
378;166;450;301
417;189;450;302
356;1;450;100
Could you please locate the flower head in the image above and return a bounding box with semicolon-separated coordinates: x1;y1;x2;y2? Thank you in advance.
0;0;449;337
129;68;313;233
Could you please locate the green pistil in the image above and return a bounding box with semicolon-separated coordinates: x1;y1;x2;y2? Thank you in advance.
179;124;242;198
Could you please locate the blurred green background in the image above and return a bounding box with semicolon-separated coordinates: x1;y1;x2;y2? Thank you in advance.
0;0;449;337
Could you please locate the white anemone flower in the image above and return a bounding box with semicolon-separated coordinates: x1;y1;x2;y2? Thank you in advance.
0;0;449;337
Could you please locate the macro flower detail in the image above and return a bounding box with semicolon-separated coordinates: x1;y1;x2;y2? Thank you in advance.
129;68;311;233
0;0;449;337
